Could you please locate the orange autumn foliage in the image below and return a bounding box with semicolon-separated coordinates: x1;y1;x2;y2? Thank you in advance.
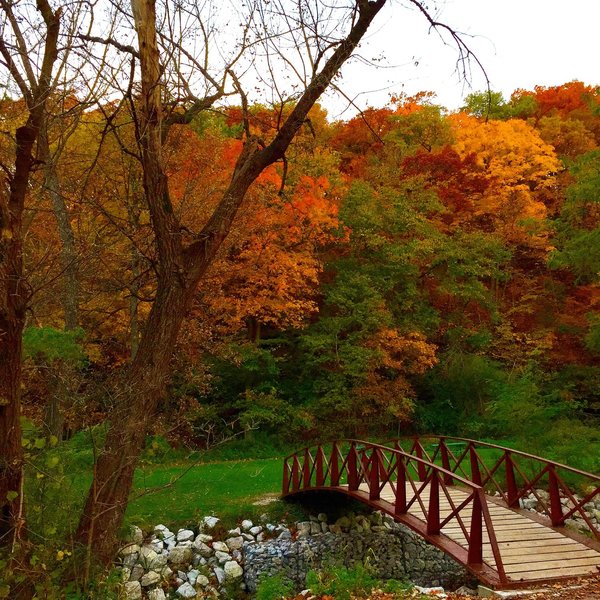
450;114;561;246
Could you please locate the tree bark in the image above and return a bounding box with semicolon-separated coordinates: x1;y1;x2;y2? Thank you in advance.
0;0;62;548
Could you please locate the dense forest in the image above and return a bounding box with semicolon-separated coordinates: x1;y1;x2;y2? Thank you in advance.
1;0;599;595
13;82;600;458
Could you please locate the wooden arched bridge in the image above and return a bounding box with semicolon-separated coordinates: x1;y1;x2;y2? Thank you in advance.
282;437;600;590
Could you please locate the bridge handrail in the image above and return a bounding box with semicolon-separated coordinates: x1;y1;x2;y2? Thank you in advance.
285;439;482;491
283;439;507;583
399;435;600;482
390;435;600;541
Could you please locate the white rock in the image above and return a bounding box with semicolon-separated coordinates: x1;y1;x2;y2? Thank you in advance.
241;533;255;542
149;538;164;552
168;546;193;565
123;581;142;600
177;529;195;542
215;550;231;563
228;527;241;536
121;567;132;582
129;565;144;582
178;570;188;582
138;547;159;569
225;536;244;551
120;543;140;556
296;522;311;537
193;540;213;557
187;569;199;586
212;541;229;553
196;574;209;587
266;523;276;532
148;590;166;600
159;566;173;580
213;566;225;584
256;532;265;542
241;519;253;531
176;581;197;598
194;533;212;543
141;571;161;587
223;560;243;580
201;516;220;530
127;525;144;545
249;525;263;536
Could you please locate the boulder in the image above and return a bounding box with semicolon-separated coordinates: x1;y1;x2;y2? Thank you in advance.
177;529;195;543
127;525;144;545
213;566;225;584
168;545;193;566
193;540;212;557
200;516;219;530
123;581;142;600
223;560;243;581
140;571;161;587
241;519;253;531
138;547;159;569
148;590;166;600
175;582;197;598
225;536;244;551
120;543;140;557
215;550;231;564
211;541;229;553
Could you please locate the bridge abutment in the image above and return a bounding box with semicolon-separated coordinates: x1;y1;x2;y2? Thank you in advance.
244;512;477;593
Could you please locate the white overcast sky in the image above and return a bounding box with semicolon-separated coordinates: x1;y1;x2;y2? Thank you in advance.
321;0;600;117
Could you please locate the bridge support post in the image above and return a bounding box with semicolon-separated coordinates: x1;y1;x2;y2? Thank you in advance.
316;446;325;487
415;439;427;481
303;448;311;489
426;473;440;535
369;449;380;501
283;460;290;495
330;443;340;486
505;452;519;508
548;466;564;526
440;439;454;486
292;456;300;492
395;456;407;515
468;492;483;565
469;443;482;486
348;443;358;491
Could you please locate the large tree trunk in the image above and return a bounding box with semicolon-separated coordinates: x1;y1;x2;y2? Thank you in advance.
0;124;37;548
75;277;188;563
74;0;387;567
0;0;62;548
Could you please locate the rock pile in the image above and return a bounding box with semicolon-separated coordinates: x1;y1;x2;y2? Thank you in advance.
118;515;285;599
515;488;600;533
117;511;473;599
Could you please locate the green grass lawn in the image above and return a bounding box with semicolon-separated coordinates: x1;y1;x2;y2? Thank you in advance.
127;457;290;529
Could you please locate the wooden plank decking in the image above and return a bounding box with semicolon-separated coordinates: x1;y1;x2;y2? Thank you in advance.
348;482;600;585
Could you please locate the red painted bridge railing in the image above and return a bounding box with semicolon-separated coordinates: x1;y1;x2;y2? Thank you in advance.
391;436;600;542
283;440;507;584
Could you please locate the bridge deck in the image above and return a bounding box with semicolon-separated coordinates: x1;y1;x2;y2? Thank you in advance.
349;482;600;585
